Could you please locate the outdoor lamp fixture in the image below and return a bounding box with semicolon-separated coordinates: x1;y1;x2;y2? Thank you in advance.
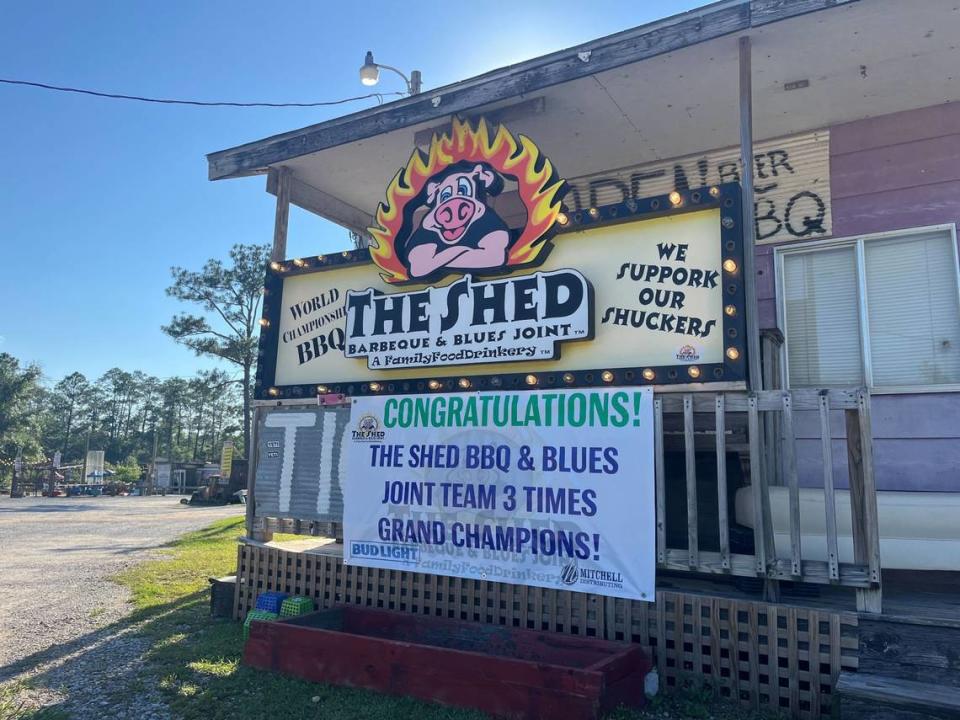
359;50;422;95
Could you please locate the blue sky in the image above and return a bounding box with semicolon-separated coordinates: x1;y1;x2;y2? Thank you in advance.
0;0;701;385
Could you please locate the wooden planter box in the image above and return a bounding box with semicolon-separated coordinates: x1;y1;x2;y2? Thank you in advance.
243;606;651;719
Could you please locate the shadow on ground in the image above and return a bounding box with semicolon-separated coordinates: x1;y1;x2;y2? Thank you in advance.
3;589;488;720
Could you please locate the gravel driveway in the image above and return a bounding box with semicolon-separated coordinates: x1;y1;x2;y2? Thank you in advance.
0;495;242;718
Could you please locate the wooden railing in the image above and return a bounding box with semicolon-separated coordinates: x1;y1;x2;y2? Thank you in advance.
654;388;881;612
252;386;883;613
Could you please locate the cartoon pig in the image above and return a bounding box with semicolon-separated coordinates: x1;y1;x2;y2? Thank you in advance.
399;161;511;279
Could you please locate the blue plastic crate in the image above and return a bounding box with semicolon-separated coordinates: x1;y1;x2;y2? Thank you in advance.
255;591;289;614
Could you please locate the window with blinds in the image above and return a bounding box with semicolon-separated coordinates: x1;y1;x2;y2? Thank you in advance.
780;227;960;389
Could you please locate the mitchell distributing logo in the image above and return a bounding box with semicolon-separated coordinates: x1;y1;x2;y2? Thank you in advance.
559;562;625;591
352;414;386;442
675;344;700;362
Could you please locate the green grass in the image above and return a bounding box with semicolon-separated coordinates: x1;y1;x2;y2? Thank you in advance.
112;518;775;720
113;518;487;720
0;681;70;720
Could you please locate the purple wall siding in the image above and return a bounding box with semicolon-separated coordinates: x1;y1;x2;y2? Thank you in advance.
832;181;960;237
791;395;960;492
793;395;960;440
830;102;960;237
829;102;960;156
764;103;960;492
795;437;960;492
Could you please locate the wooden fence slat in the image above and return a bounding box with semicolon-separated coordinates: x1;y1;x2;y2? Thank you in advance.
847;388;882;612
766;606;779;711
656;590;667;679
683;394;699;568
747;395;767;576
809;607;821;718
781;392;802;577
726;597;741;704
857;390;881;585
715;394;730;570
654;397;666;564
692;596;703;679
748;603;761;709
818;392;840;582
788;607;800;713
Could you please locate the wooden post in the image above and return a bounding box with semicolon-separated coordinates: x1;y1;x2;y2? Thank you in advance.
819;392;840;582
781;393;802;577
683;395;699;569
748;395;777;590
246;406;272;541
740;37;779;600
654;398;666;566
738;36;762;393
847;389;882;613
715;395;730;570
270;166;292;262
247;166;290;542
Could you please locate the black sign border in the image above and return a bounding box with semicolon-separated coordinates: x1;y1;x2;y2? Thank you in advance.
255;183;747;399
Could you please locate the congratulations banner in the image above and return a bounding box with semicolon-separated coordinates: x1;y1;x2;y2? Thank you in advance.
343;388;655;601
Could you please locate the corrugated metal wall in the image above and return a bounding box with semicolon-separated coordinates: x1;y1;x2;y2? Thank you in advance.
253;406;349;522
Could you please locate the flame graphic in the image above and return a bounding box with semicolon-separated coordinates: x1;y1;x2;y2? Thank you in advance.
367;116;566;284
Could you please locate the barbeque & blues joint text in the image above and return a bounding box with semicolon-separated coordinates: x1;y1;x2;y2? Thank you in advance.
341;269;593;369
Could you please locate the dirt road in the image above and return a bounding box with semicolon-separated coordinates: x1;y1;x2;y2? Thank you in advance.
0;495;242;717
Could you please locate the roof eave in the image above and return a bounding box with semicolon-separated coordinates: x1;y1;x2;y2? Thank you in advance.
206;0;857;181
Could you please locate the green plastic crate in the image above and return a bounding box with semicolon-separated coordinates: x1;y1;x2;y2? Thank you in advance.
280;596;314;618
243;610;278;640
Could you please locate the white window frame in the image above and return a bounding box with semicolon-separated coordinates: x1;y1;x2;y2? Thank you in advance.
774;223;960;394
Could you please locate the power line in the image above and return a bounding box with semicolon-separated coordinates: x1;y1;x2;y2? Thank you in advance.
0;77;405;108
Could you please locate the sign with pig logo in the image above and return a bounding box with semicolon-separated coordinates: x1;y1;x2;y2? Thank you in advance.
255;117;748;399
340;118;590;372
367;116;566;284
